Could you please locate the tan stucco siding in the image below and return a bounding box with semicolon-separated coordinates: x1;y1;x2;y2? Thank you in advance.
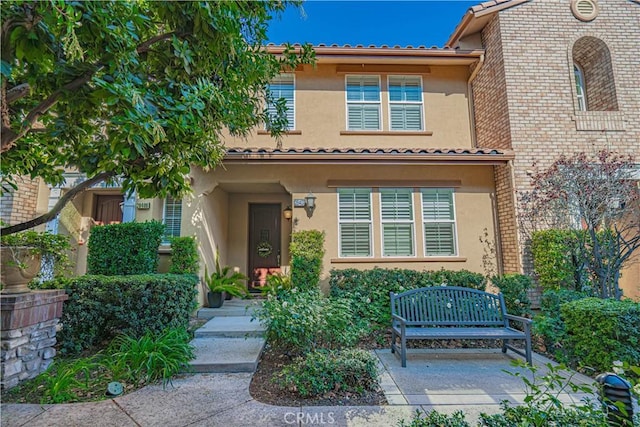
225;64;473;150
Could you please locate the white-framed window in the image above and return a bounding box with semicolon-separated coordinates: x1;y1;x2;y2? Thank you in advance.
388;75;423;131
338;188;373;257
421;189;457;256
574;64;587;111
266;73;295;130
380;188;415;257
163;196;182;244
346;75;381;130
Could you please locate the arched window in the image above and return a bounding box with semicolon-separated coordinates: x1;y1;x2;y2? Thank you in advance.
571;37;618;111
573;64;587;111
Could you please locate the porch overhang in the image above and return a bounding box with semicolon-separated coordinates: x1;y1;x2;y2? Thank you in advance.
224;147;515;166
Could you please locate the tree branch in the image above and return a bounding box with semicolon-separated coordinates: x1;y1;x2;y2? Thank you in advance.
136;32;177;54
0;172;114;236
6;83;30;104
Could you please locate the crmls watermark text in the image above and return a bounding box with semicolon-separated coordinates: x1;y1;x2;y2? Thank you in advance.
284;411;336;424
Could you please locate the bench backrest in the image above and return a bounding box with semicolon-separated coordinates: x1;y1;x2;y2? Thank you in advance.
390;286;507;327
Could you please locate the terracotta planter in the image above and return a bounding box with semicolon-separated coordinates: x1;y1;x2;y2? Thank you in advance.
1;247;41;294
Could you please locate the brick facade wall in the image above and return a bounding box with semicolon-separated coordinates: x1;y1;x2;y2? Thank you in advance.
473;0;640;280
0;177;40;226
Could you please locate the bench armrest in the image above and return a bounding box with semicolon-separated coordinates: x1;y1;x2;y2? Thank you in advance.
392;313;408;326
505;314;532;325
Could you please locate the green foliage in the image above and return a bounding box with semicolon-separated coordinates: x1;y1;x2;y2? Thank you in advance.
168;237;199;274
204;252;248;297
255;290;363;355
58;274;198;355
531;229;582;291
492;274;532;317
273;348;378;398
290;230;325;291
107;328;194;387
1;1;314;212
561;298;640;371
87;221;164;275
260;272;294;297
330;268;486;327
10;327;193;403
480;360;608;427
533;290;588;364
399;410;470;427
0;230;72;277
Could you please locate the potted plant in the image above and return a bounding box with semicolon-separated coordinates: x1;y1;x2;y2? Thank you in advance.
204;253;249;308
1;231;71;294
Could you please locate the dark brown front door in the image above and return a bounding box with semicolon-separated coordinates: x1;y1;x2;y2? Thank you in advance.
94;195;123;225
248;203;281;292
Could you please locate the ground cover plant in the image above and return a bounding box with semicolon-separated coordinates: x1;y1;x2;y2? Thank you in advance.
1;328;194;404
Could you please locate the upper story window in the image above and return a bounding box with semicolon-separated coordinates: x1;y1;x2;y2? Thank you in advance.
380;188;415;257
346;75;381;130
266;73;295;130
574;64;587;111
338;188;373;257
571;37;617;112
388;76;423;131
163;196;182;244
421;189;457;256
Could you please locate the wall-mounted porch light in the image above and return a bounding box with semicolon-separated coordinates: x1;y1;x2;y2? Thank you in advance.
305;192;316;212
283;206;293;221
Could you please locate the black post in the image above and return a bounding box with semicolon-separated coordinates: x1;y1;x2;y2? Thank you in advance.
596;373;635;426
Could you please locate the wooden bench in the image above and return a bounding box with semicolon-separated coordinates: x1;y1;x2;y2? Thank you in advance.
390;286;532;367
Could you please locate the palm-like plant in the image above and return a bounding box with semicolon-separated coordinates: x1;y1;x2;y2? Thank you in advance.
204;253;249;298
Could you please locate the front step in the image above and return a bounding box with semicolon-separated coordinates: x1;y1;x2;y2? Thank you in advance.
194;316;266;338
197;299;262;319
189;337;266;373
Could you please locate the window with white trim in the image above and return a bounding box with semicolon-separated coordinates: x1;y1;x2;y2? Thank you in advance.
346;75;381;130
380;188;415;256
388;76;423;131
574;64;587;111
421;189;457;256
163;196;182;244
338;188;372;257
266;73;295;130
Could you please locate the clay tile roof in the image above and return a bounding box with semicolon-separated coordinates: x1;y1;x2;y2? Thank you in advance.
224;147;514;164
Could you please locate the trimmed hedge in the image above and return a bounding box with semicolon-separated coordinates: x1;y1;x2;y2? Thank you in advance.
330;268;486;326
290;230;325;291
169;236;199;274
87;221;165;275
561;297;640;371
531;229;578;290
58;274;198;355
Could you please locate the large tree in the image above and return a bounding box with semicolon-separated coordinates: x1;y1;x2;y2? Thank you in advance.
1;0;312;235
519;150;640;299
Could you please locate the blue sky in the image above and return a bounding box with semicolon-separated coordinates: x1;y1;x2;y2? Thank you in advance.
268;1;478;48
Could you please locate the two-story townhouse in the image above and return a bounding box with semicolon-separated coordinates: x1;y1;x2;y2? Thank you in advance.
446;0;640;299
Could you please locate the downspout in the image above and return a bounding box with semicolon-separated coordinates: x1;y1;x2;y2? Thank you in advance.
467;54;484;148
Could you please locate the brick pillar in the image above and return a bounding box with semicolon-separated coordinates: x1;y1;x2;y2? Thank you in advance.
0;290;68;390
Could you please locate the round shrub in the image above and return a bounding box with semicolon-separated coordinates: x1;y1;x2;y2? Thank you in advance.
492;274;532;317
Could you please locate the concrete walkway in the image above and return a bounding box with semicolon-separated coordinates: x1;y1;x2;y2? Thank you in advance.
2;346;603;427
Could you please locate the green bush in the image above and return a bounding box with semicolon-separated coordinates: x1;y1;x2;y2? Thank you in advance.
561;298;640;371
58;274;198;355
107;328;194;387
273;348;378;398
492;274;532;317
531;229;578;291
87;221;165;275
533;289;588;364
399;410;470;427
330;268;486;327
168;237;199;274
290;230;325;291
255;289;363;354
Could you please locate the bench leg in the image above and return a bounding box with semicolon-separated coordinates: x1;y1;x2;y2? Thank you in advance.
502;339;508;354
391;329;396;354
401;333;407;368
525;334;532;365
